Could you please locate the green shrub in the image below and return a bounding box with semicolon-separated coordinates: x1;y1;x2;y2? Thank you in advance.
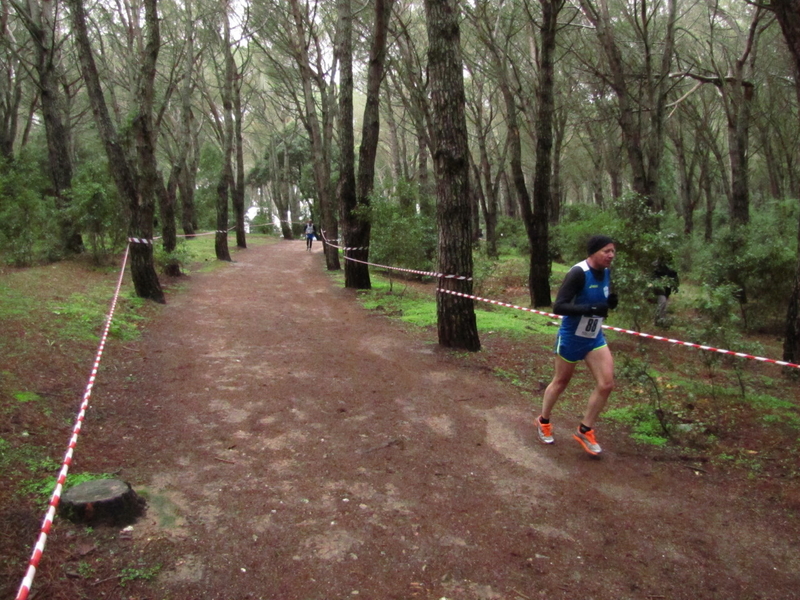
68;160;127;264
0;156;57;266
693;213;797;332
365;191;436;275
605;405;670;446
495;215;530;255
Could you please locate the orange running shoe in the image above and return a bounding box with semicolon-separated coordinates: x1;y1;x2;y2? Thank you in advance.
573;428;602;455
536;416;554;444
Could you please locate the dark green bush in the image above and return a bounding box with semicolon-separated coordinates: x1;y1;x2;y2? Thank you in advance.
365;187;436;275
495;215;530;255
67;160;127;264
0;156;57;266
693;205;797;332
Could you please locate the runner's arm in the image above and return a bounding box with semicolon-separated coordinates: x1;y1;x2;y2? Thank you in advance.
553;267;608;317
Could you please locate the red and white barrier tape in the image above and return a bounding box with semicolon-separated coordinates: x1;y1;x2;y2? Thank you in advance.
130;227;236;244
128;237;153;245
16;245;131;600
320;231;472;281
438;288;800;370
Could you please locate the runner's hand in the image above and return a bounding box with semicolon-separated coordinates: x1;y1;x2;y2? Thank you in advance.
588;304;608;318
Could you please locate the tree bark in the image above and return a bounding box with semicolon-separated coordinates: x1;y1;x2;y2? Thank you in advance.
336;0;358;285
59;479;146;526
528;0;562;308
232;49;247;249
66;0;164;302
214;1;235;262
159;164;181;276
770;0;800;364
346;0;394;289
425;0;480;352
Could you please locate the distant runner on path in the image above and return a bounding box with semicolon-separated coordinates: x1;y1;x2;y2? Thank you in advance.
536;234;618;456
304;220;316;251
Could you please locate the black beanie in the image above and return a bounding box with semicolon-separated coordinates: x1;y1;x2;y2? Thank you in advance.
587;235;614;256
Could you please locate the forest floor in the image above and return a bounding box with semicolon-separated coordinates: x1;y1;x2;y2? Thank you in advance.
3;238;800;600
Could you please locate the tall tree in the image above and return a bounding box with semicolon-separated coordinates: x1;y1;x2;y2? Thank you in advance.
16;0;83;254
465;0;553;307
0;1;25;160
336;0;357;282
578;0;678;211
65;0;164;302
388;5;435;217
342;0;394;290
527;0;563;307
769;0;800;364
679;2;764;227
178;0;199;237
464;64;506;258
206;0;236;261
288;0;339;269
425;0;480;351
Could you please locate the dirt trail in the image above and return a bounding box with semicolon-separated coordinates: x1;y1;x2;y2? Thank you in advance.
67;240;799;599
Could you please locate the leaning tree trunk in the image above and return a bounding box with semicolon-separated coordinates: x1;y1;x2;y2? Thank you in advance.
425;0;480;352
66;0;164;302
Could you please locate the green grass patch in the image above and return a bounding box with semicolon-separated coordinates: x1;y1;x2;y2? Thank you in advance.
356;273;555;336
174;232;279;274
604;405;670;447
120;563;161;586
20;471;116;507
0;282;31;319
13;390;41;403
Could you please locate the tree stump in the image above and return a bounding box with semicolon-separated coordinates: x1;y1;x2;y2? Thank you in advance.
58;479;146;526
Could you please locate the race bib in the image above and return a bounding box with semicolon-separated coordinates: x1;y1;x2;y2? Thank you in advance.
576;315;603;339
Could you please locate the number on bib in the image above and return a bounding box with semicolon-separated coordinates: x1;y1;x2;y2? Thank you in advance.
575;315;603;339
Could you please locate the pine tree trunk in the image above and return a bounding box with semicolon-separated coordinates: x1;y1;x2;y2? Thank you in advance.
529;0;561;308
346;0;394;290
67;0;163;302
425;0;480;352
337;0;360;286
233;69;247;249
772;0;800;364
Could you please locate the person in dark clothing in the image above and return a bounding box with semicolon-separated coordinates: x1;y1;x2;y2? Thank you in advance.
535;235;618;456
651;259;679;327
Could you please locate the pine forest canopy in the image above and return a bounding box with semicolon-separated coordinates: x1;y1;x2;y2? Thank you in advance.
1;0;800;358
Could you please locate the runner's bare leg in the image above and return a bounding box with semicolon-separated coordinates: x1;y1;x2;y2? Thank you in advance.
581;345;614;427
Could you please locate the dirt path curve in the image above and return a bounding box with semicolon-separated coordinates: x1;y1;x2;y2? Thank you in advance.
87;240;798;600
